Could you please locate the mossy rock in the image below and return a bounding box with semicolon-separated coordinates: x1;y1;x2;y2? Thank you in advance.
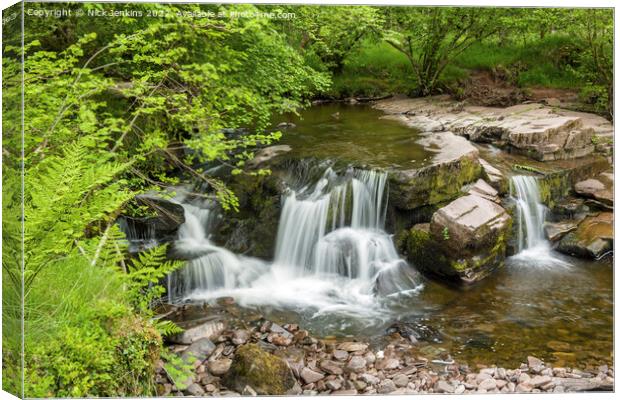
223;343;296;395
389;153;483;211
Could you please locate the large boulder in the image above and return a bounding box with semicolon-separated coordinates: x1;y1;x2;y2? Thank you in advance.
400;195;512;283
389;132;483;211
223;343;296;395
557;212;613;259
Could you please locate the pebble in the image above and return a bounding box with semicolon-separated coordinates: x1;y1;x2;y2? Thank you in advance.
393;373;409;387
346;356;367;373
435;380;455;393
241;386;257;396
300;367;325;384
338;342;368;352
360;373;380;385
518;372;531;383
232;330;249;345
515;382;533;392
530;375;552;387
479;378;497;390
454;384;465;394
207;359;232;376
185;383;205;396
320;360;344;375
476;372;493;383
325;380;342;391
528;356;544;369
377;379;397;394
332;350;349;361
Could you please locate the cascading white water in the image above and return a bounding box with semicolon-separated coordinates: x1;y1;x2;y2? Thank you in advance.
167;167;421;317
510;176;546;251
509;175;570;267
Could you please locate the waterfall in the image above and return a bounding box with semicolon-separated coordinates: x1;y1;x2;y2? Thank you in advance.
274;168;400;280
510;176;546;251
509;175;570;267
166;166;421;315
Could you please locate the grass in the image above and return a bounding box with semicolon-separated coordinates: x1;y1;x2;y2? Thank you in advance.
327;34;586;98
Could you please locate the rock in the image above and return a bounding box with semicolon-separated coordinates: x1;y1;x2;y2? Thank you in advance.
527;356;544;369
232;330;250;345
377;379;397;394
467;179;500;203
223;343;295;395
169;319;226;345
208;359;232;376
185;383;205;396
276;122;296;129
435;380;455;393
544;221;578;242
338;342;368;352
300;368;325;384
181;338;216;363
574;176;613;207
479;158;508;194
241;385;257;396
119;193;186;247
479;378;498;390
360;373;381;385
518;373;531;383
476;373;493;383
403;195;511;283
454;384;465;394
393;373;409;387
320;360;344;375
326;380;342;391
375;96;607;161
376;357;400;370
389;132;482;211
557;213;613;259
346;356;367;373
246;145;292;169
515;382;533;392
529;375;552;388
333;349;349;361
352;380;367;390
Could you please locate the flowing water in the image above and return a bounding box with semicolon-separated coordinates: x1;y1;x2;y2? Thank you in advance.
508;175;571;268
128;105;611;369
167;166;422;322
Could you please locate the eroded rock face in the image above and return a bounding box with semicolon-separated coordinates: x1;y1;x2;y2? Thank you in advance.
399;196;512;283
375;96;612;162
223;343;296;395
557;213;613;259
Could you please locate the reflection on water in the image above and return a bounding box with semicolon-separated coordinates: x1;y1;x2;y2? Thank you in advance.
277;104;433;169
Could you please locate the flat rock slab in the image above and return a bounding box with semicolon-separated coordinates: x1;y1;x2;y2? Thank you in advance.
169;319;226;345
375;96;611;161
431;195;511;252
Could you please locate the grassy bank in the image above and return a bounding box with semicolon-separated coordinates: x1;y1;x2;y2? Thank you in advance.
327;35;598;111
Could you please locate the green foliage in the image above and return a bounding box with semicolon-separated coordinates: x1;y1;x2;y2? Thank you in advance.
161;350;196;391
442;227;450;241
512;164;544;174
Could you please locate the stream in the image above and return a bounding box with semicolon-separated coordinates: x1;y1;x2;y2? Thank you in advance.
142;104;612;370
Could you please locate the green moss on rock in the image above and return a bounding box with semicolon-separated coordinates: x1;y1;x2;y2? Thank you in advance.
389;153;483;211
223;343;296;395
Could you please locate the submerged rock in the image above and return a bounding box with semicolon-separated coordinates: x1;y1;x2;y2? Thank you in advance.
557;213;613;259
223;343;296;395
